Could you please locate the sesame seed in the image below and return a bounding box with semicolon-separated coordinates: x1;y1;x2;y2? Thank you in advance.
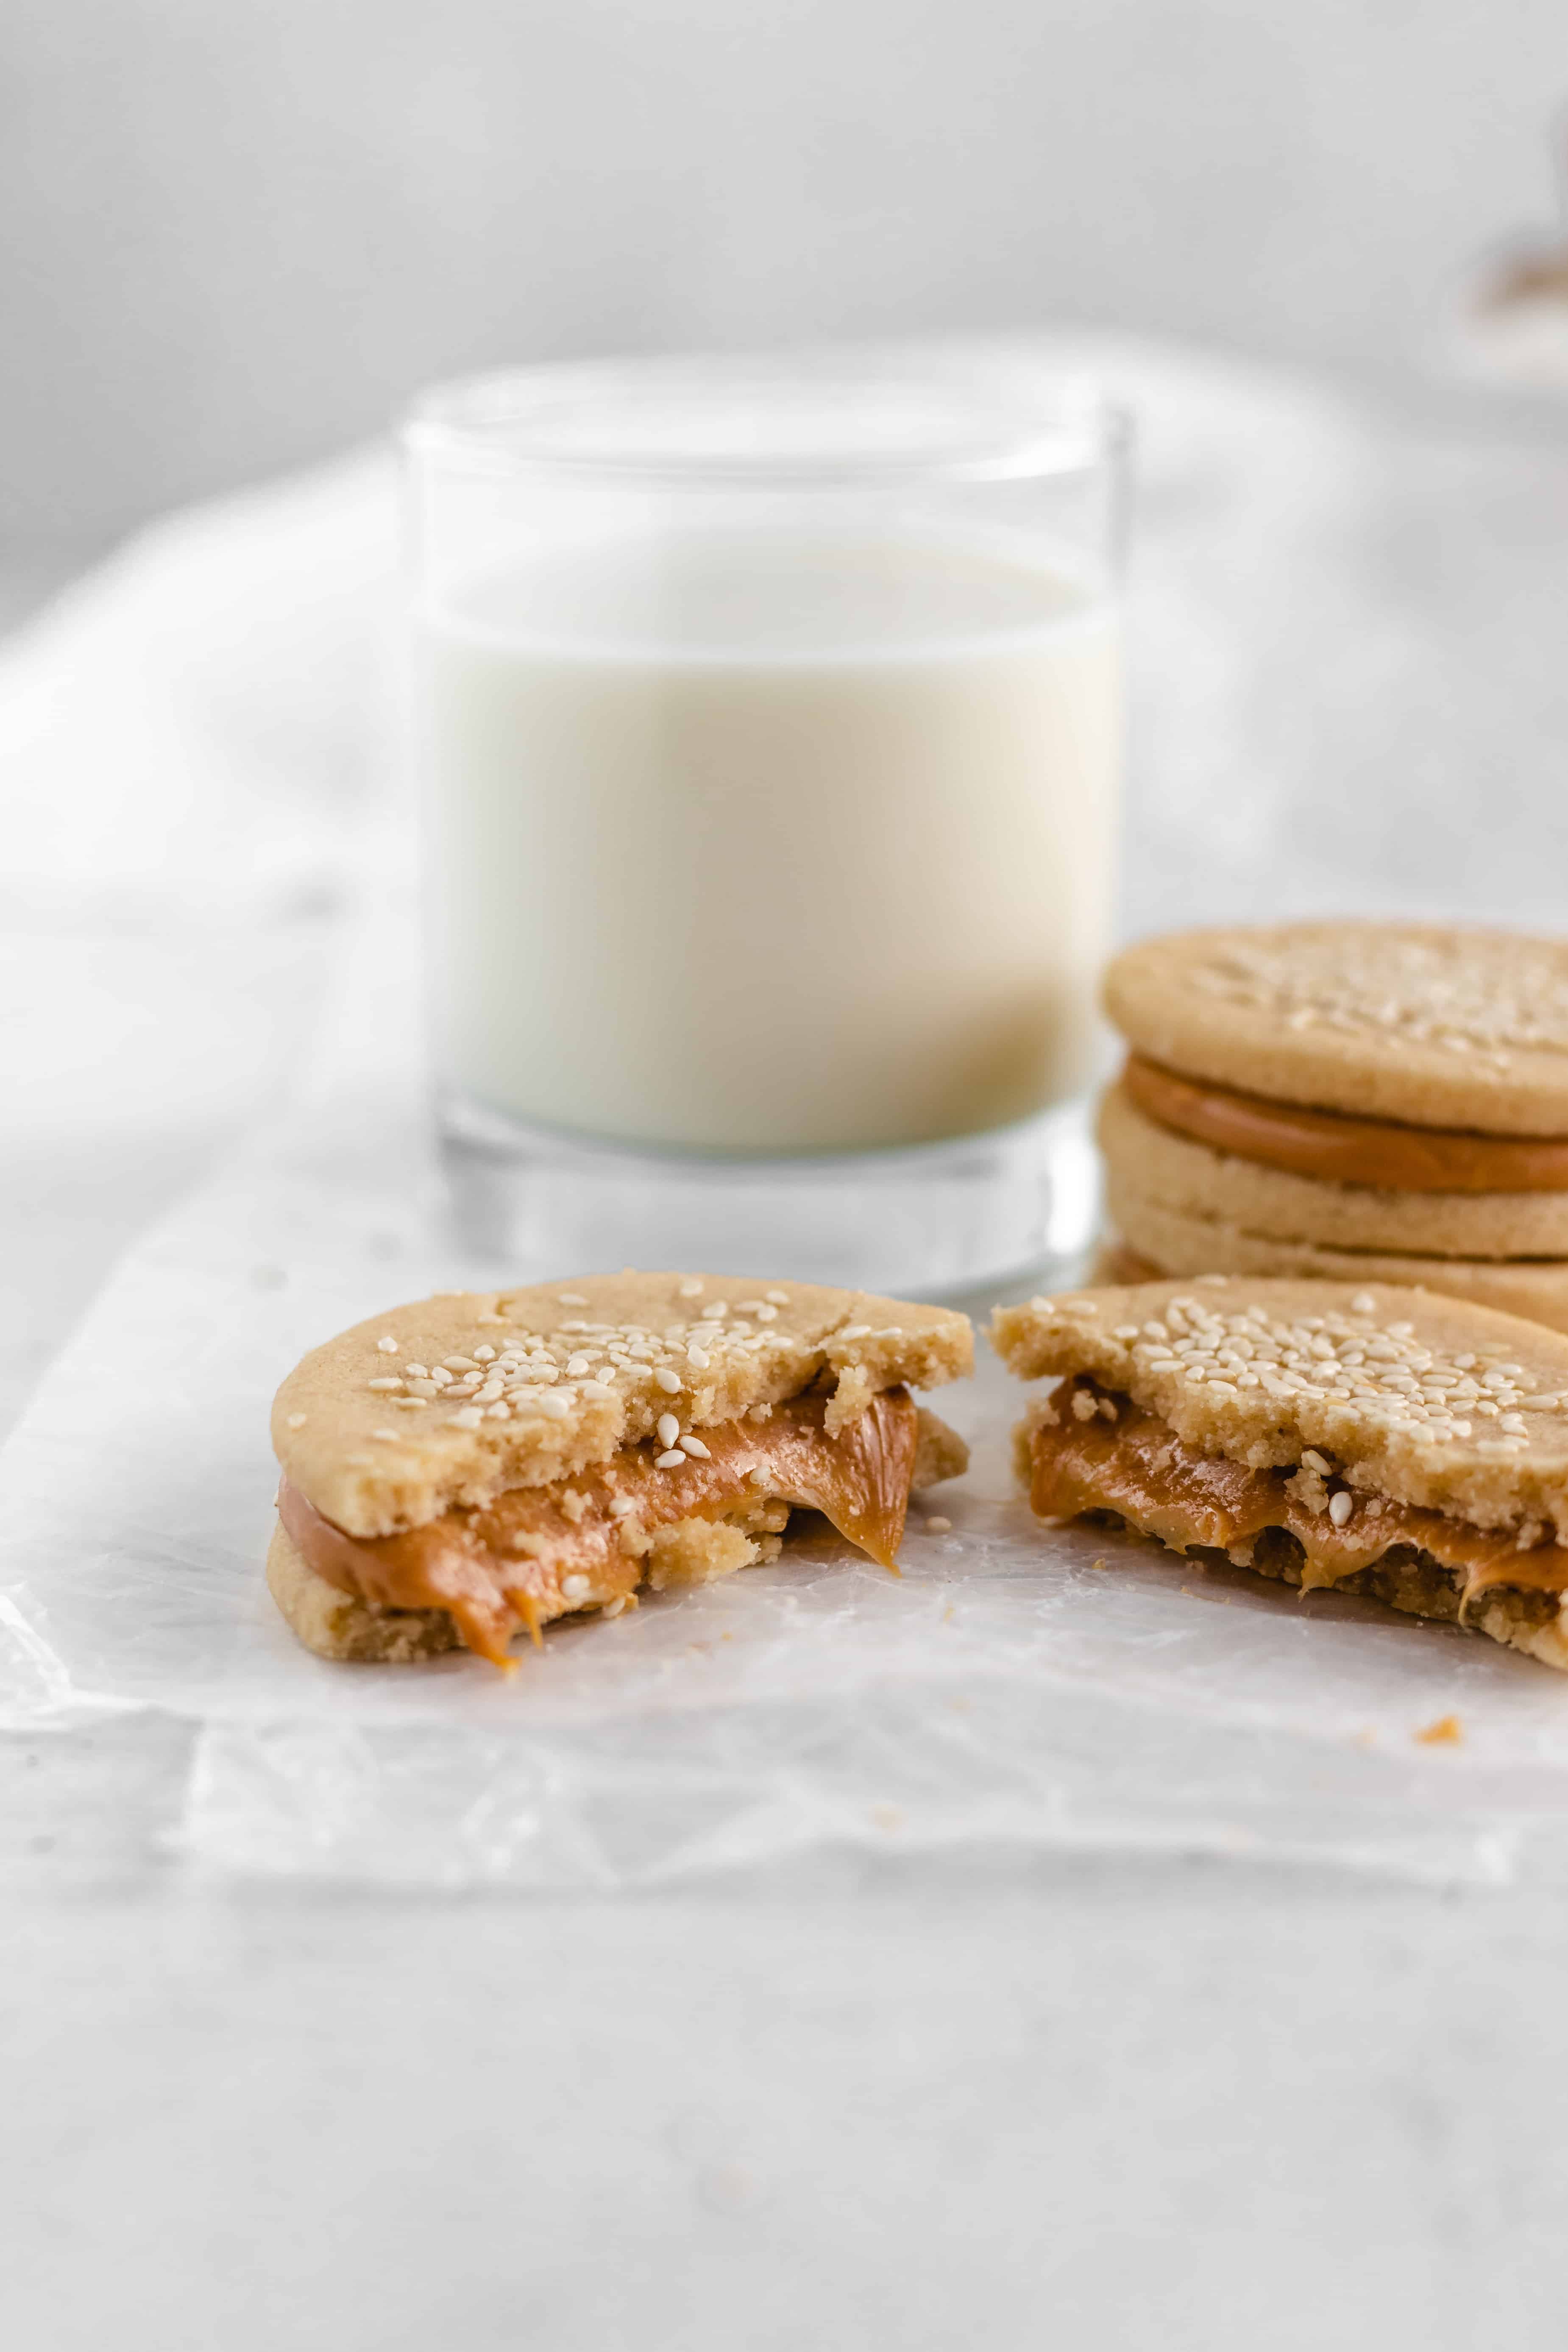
443;1356;477;1373
609;1497;636;1518
1301;1449;1331;1474
371;1427;400;1442
487;1402;510;1420
404;1363;429;1379
475;1312;505;1326
925;1516;952;1533
766;1290;790;1305
558;1293;589;1306
376;1337;398;1354
1351;1291;1377;1314
680;1435;711;1459
754;1304;778;1322
407;1380;439;1399
394;1397;427;1410
565;1356;590;1377
654;1368;682;1393
537;1393;570;1420
562;1575;590;1603
1328;1490;1353;1527
580;1380;616;1399
678;1278;705;1298
688;1345;711;1369
451;1407;482;1429
655;1449;686;1469
839;1326;872;1341
473;1345;496;1362
657;1412;680;1447
285;1412;307;1430
367;1376;402;1392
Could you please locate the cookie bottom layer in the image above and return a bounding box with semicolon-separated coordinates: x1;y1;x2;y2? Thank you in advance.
1081;1513;1568;1673
266;1514;786;1664
1102;1081;1568;1257
1102;1193;1568;1337
267;1524;463;1663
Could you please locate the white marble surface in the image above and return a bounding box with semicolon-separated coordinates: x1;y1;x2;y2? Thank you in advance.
7;359;1568;2349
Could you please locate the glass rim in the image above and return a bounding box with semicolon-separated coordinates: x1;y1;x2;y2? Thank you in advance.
401;343;1133;490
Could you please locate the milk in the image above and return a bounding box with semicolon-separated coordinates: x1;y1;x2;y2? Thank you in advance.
422;528;1120;1155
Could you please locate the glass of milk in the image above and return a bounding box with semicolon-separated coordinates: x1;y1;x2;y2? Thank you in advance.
404;347;1127;1292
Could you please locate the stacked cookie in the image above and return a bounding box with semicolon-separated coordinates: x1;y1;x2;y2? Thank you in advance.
1096;920;1568;1336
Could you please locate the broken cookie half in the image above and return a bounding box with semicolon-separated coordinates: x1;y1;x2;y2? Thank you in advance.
269;1271;972;1666
992;1275;1568;1673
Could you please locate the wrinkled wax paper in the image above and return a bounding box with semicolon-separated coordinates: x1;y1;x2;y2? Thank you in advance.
6;923;1568;1893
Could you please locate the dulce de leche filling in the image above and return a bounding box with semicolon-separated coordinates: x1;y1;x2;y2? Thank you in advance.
1123;1053;1568;1195
1029;1377;1568;1610
279;1385;919;1667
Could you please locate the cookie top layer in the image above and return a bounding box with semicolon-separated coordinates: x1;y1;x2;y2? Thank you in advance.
273;1271;973;1538
1103;922;1568;1135
992;1276;1568;1533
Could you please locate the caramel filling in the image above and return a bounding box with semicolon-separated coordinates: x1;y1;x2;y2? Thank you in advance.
1123;1053;1568;1195
1029;1378;1568;1611
280;1386;919;1666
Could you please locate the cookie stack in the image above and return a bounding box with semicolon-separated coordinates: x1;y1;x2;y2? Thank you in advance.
1096;920;1568;1336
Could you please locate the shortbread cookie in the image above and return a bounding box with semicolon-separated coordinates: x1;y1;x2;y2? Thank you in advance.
1104;922;1568;1134
1100;1187;1568;1335
269;1272;972;1666
1101;1086;1568;1261
994;1276;1568;1671
1098;922;1568;1330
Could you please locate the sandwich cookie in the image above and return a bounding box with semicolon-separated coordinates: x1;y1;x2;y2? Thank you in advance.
269;1271;972;1666
994;1275;1568;1672
1097;921;1568;1334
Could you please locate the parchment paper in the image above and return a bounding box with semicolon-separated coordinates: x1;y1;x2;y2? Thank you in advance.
6;915;1568;1891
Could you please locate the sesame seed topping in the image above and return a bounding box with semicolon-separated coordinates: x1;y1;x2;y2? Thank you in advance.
558;1293;589;1307
766;1290;790;1305
451;1407;482;1429
473;1345;496;1362
376;1336;398;1354
371;1427;400;1442
609;1496;636;1518
680;1435;711;1459
1328;1489;1353;1527
925;1516;952;1533
678;1278;705;1298
655;1449;686;1469
537;1393;570;1420
654;1368;682;1393
754;1304;778;1321
657;1412;680;1448
562;1574;590;1603
688;1345;711;1369
285;1412;307;1430
367;1377;402;1392
839;1325;872;1341
579;1379;616;1399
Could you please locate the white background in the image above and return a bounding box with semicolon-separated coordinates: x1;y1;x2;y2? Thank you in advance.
3;0;1568;537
